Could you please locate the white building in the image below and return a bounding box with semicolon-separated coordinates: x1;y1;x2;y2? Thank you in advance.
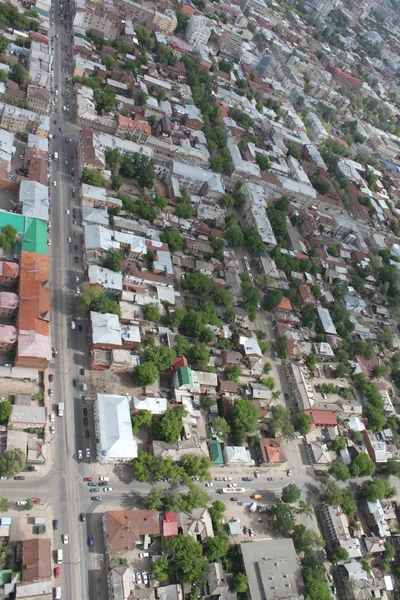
186;15;211;47
242;182;277;250
94;394;138;463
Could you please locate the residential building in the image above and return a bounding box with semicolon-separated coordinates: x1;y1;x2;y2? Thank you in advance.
73;9;120;41
19;180;49;222
186;16;211;47
81;184;123;210
27;85;51;115
103;509;159;553
90;311;122;351
241;538;304;600
258;438;287;464
242;182;277;250
0;291;18;317
1;105;50;137
363;429;391;463
152;9;177;34
207;563;229;597
218;32;242;61
320;502;351;546
94;394;138;463
115;116;151;142
178;508;214;542
223;446;253;466
241;0;270;18
0;324;17;351
304;0;339;20
9;405;46;430
162;512;178;537
87;265;123;298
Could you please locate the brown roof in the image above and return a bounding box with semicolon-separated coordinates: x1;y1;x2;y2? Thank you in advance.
27;85;50;103
18;252;51;336
106;510;159;552
22;538;51;582
298;284;316;306
218;379;238;394
259;438;286;463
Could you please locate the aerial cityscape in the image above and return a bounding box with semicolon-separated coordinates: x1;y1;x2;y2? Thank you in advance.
0;0;399;599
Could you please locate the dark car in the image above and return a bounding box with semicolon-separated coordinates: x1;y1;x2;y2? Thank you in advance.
72;379;77;387
80;513;86;522
75;256;79;263
79;368;84;375
53;519;59;530
91;496;102;501
85;430;90;438
83;408;88;416
98;482;107;486
59;127;63;132
72;189;76;198
230;497;238;501
83;417;88;426
74;245;78;251
242;477;254;481
88;535;94;547
89;488;99;493
14;476;25;480
82;395;87;402
78;325;82;332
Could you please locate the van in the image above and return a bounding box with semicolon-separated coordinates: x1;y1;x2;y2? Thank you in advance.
54;587;61;600
57;549;63;564
252;494;262;500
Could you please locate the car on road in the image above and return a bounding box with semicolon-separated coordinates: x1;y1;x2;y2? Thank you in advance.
17;500;27;506
75;256;79;263
82;395;87;402
85;430;90;438
75;276;80;283
98;482;107;486
70;320;76;330
230;497;238;501
243;525;248;534
74;244;78;251
52;347;58;357
59;127;63;132
83;417;88;426
78;325;83;332
67;237;71;243
249;528;255;537
267;477;275;481
50;412;55;422
86;448;90;458
91;496;102;501
53;519;59;530
54;567;60;578
104;487;113;492
72;189;76;197
136;573;142;584
62;533;68;544
242;477;253;481
77;449;83;460
227;483;237;488
83;408;88;416
66;209;70;215
14;476;25;480
49;374;54;382
48;389;53;397
331;586;337;594
327;575;333;583
76;287;80;295
87;482;97;487
90;488;99;493
50;425;55;434
88;535;93;547
287;469;293;476
224;477;232;481
205;482;213;487
215;477;223;481
84;477;92;482
284;393;289;400
80;513;86;522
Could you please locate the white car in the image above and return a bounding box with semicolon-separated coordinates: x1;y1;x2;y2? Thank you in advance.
62;533;68;544
77;449;83;460
76;287;80;295
205;482;214;487
228;483;237;488
224;477;232;481
287;469;293;477
86;448;90;459
17;500;27;506
75;276;80;283
104;487;113;492
70;320;76;330
50;425;55;434
53;180;57;187
66;209;70;215
139;552;149;558
67;237;71;243
47;239;51;246
136;573;142;584
50;413;55;423
142;572;148;584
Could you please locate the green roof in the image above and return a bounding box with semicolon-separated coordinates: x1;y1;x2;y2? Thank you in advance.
177;366;192;387
22;218;47;255
209;440;224;464
0;211;25;233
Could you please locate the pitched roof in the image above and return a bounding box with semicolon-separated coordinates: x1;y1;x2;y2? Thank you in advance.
209;440;224;464
177;366;192;386
106;510;160;552
162;512;178;537
276;297;293;311
21;538;51;582
259;438;286;463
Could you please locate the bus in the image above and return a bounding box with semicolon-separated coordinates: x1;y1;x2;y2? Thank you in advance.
221;487;246;494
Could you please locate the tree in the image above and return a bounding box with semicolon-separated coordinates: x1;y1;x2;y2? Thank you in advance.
143;304;161;322
0;225;17;251
229;399;258;444
152;556;169;582
321;480;343;506
187;343;210;370
82;167;104;187
227;225;244;247
182;273;213;296
331;436;347;452
144;347;176;371
255;154;270;171
0;448;26;477
292;524;318;553
281;484;301;504
0;399;12;425
205;531;229;561
176;10;190;31
385;458;400;477
213;288;233;308
359;479;396;503
330;546;349;564
0;497;8;512
160;227;183;252
330;462;350;481
103;248;123;272
79;284;120;316
131;410;152;434
349;453;375;477
175;202;194;219
268;503;295;534
263;290;283;312
305;353;318;376
224;365;242;383
287;144;301;159
211;417;230;441
10;63;28;85
267;207;287;237
162;535;209;584
0;35;8;54
132;362;159;386
301;306;316;328
153;405;186;443
341;491;356;518
276;336;288;359
233;573;248;593
298;500;313;518
209;500;226;523
24;498;34;511
295;413;312;436
310;174;330;195
181;455;211;480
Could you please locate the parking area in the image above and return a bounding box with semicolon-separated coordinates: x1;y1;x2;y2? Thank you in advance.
109;542;159;588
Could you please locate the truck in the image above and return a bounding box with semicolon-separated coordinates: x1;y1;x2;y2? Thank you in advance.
58;403;64;417
221;487;246;494
53;152;58;161
57;549;63;564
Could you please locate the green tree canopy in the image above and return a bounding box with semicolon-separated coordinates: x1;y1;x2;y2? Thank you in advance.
263;290;283;312
0;399;12;425
132;362;159;386
205;531;229;561
0;448;26;477
211;417;230;441
330;546;349;564
359;479;396;503
268;503;295;534
103;248;123;272
349;453;376;477
144;346;176;371
160;227;183;252
152;405;186;443
228;399;258;444
281;484;301;504
143;304;161;322
295;412;313;436
233;573;248;593
82;167;105;187
162;535;209;585
152;556;169;582
0;225;17;251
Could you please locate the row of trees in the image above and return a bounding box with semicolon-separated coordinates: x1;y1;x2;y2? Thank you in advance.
133;450;211;483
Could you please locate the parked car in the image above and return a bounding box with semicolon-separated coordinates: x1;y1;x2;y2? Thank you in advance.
88;535;93;547
91;497;102;501
90;488;100;493
84;477;92;482
242;477;253;481
87;482;97;487
54;567;60;578
230;497;238;501
53;520;59;530
80;513;86;522
62;533;68;544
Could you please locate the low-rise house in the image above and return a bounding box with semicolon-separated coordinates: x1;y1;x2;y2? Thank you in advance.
21;539;51;582
363;499;390;537
218;380;238;396
87;265;123;299
16;580;52;599
298;283;316;306
221;350;242;367
258;438;287;464
133;396;168;416
162;512;178;538
81;184;123;210
104;509;159;553
27;439;47;465
178;507;214;542
151;439;209;462
108;565;136;600
223;445;253;466
27;85;51;115
0;260;19;286
94;394;138;464
363;429;392;463
207;563;230;598
209;440;224;465
9;405;46;430
306;410;338;428
0;291;18;317
90;312;122;352
236;335;263;368
157;585;183;600
308;441;332;466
